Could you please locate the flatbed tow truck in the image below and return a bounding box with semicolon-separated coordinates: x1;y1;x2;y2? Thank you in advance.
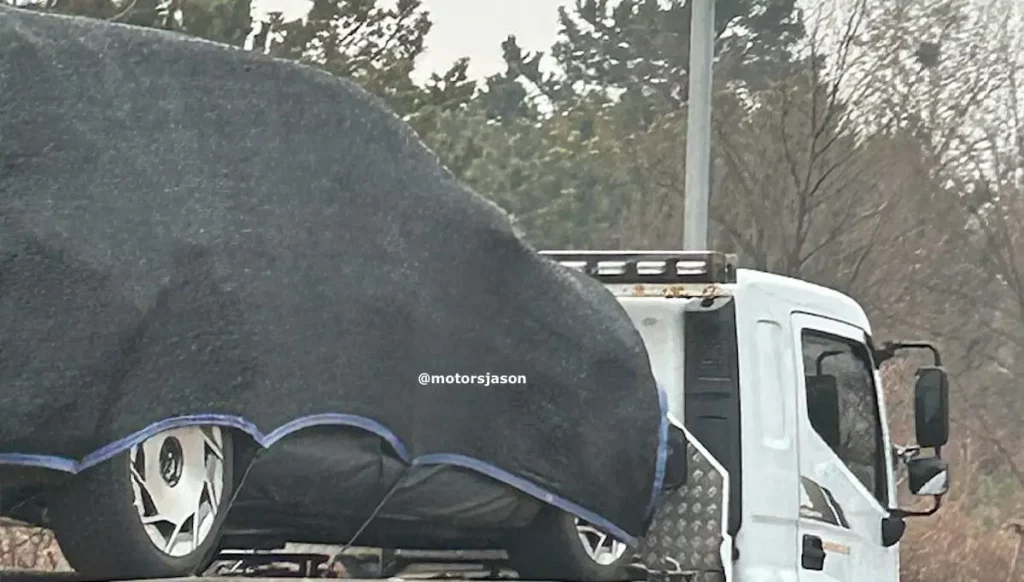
1;251;952;582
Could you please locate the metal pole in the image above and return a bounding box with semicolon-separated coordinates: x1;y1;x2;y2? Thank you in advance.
682;0;716;251
1006;519;1024;582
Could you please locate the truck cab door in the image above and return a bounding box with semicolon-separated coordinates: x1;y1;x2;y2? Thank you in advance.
792;313;898;582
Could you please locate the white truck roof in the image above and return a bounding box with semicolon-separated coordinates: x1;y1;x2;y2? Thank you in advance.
735;269;872;334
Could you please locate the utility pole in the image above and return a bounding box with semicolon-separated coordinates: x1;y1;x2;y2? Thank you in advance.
1006;518;1024;582
682;0;716;251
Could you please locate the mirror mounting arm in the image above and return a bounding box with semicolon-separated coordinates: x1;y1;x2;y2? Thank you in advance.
890;495;943;519
874;341;943;366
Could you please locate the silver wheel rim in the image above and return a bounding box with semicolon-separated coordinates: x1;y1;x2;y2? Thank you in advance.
574;519;628;566
129;426;226;557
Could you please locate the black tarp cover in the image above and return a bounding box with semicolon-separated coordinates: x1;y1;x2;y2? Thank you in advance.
0;6;667;542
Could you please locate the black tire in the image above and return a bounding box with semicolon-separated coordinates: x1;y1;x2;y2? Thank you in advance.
48;426;235;580
505;508;632;582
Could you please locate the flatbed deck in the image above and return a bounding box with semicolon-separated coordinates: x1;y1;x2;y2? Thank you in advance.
0;575;529;582
0;573;508;582
0;571;522;581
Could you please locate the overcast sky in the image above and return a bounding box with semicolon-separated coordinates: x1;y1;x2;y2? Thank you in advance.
255;0;569;83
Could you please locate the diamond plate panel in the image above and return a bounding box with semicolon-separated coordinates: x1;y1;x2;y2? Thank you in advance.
636;441;725;576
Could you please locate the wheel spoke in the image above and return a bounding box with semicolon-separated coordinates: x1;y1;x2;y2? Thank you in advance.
129;463;145;485
192;495;204;552
612;541;627;557
129;462;148;509
205;461;221;507
577;532;596;560
164;519;186;554
201;426;225;460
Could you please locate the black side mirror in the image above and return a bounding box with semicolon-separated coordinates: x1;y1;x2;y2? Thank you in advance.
914;366;949;448
908;456;949;496
806;375;840;452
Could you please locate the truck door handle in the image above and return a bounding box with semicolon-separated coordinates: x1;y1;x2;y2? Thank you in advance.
801;534;826;571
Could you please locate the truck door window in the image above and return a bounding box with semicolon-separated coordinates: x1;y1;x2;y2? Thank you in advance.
801;330;887;505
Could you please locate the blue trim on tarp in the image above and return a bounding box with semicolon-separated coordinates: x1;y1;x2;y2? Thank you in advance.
0;453;78;473
0;404;667;546
72;413;413;471
644;387;670;521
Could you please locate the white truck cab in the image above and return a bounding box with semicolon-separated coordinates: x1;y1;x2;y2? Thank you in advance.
541;251;951;582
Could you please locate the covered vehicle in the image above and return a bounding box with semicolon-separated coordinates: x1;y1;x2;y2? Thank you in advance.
0;5;668;581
